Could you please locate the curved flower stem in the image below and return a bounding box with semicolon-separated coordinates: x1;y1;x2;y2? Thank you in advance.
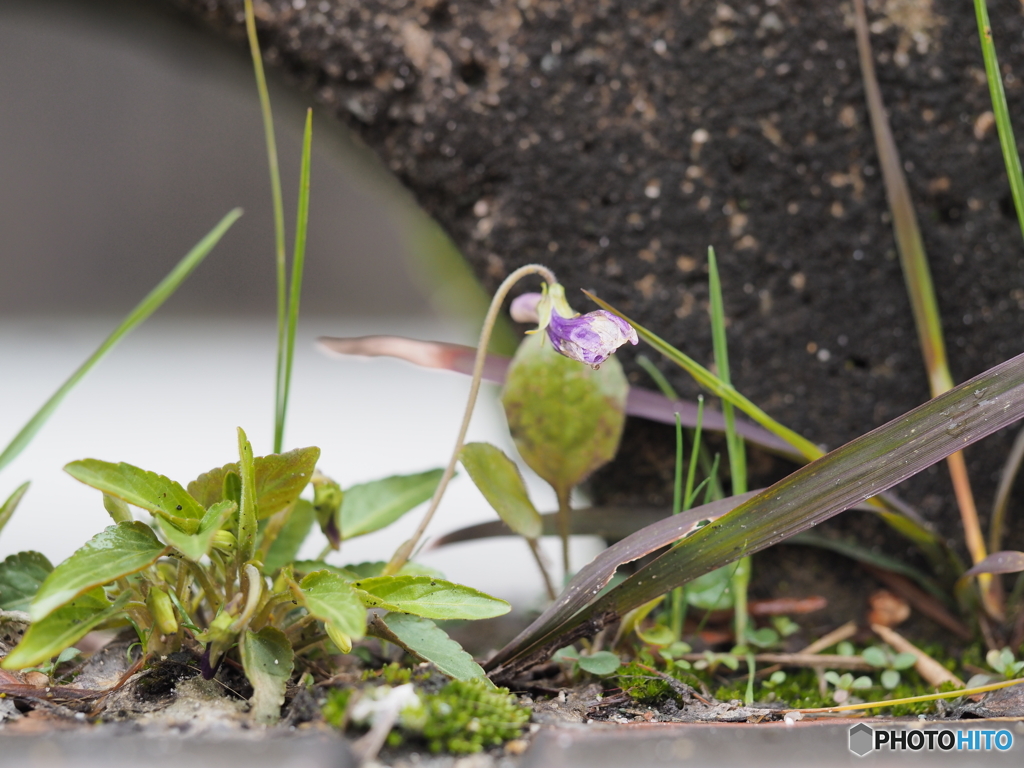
384;264;558;576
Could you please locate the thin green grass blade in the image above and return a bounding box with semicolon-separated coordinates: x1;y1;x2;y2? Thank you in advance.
707;247;752;694
0;481;30;537
974;0;1024;244
0;210;242;475
585;290;949;564
585;290;819;461
707;247;746;496
244;0;289;453
276;109;313;452
487;350;1024;676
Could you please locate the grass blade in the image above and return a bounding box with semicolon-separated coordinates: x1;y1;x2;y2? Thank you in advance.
974;0;1024;243
242;0;289;452
585;290;819;461
583;291;950;566
0;209;242;475
487;350;1024;677
275;109;313;452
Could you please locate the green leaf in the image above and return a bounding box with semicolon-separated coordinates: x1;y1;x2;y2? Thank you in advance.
2;589;130;669
291;560;360;580
351;575;510;620
0;551;53;612
296;570;366;640
685;566;734;611
187;446;321;520
0;209;242;476
881;669;901;690
30;522;166;621
0;482;30;537
861;646;888;668
635;625;674;647
239;626;294;725
64;460;205;534
459;442;542;540
893;652;918;671
237;428;258;566
500;332;628;498
263;499;315;573
369;612;491;683
158;500;236;562
340;469;444;540
577;651;621;676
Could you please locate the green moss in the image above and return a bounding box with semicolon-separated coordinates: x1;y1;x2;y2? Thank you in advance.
321;688;352;728
616;650;709;704
414;679;530;754
362;662;412;685
324;677;529;755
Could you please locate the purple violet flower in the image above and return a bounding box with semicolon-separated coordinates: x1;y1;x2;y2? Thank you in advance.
546;308;639;368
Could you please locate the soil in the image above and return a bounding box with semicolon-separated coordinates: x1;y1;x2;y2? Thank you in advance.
162;0;1024;555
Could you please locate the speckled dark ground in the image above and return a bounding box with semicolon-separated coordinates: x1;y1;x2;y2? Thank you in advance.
163;0;1024;565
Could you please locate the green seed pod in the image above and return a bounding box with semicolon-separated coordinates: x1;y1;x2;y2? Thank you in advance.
146;587;178;635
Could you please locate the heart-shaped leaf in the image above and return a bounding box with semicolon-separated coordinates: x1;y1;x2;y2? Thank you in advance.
65;460;205;533
30;522;165;621
0;551;53;612
187;446;321;520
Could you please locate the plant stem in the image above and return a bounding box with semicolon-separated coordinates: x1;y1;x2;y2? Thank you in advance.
556;487;573;576
383;264;558;576
527;538;557;601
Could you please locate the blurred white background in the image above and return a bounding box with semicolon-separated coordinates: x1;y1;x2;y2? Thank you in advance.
0;0;595;606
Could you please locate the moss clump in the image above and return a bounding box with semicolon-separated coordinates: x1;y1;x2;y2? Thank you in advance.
321;688;352;728
362;662;412;685
409;678;530;754
324;677;529;755
616;650;708;704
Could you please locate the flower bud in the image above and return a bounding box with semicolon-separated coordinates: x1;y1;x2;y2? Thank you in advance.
146;587;178;635
212;529;236;553
325;623;353;654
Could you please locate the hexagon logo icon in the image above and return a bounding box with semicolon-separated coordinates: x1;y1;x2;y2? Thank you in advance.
849;723;874;757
